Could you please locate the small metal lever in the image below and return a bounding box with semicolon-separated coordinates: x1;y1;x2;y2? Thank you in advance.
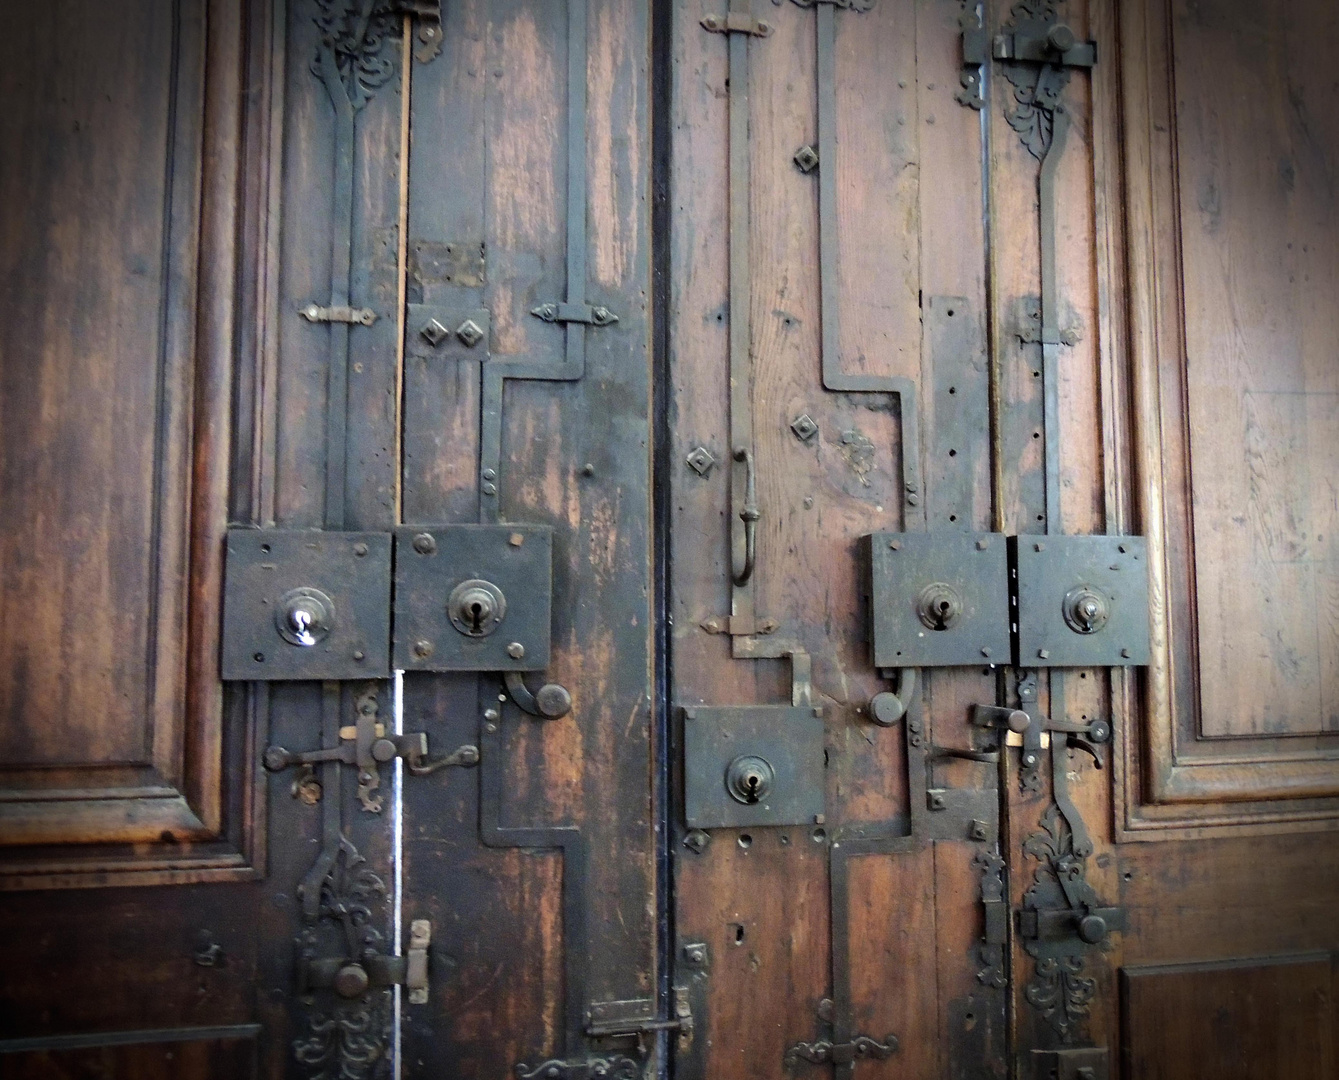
406;743;480;775
930;745;1000;764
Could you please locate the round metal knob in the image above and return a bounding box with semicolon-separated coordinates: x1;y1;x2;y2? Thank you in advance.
263;746;292;772
333;963;370;999
1007;709;1032;734
535;683;573;719
371;737;398;762
1078;914;1107;944
916;582;964;631
869;692;908;727
1047;22;1077;52
1088;719;1112;744
1063;585;1110;635
725;755;775;805
447;579;507;638
275;588;335;647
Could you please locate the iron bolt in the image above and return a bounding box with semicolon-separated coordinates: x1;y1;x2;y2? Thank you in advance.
413;640;432;658
683;943;707;965
412;532;436;555
506;642;525;659
353;542;368;557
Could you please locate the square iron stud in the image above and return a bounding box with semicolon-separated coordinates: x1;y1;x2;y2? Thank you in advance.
863;531;1011;668
393;524;552;672
793;144;819;173
790;413;819;442
455;318;484;347
221;529;392;680
682;705;825;829
1011;534;1151;668
686;446;716;476
419;318;449;346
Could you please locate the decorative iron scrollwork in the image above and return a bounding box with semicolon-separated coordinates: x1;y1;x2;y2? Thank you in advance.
294;998;391;1080
784;1034;899;1066
514;1057;640;1080
1025;955;1096;1042
312;0;402;112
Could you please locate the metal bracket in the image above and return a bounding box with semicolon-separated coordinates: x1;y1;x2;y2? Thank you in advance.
514;1059;640;1080
393;0;444;64
700;12;774;36
784;1033;899;1068
585;988;693;1041
299;303;376;326
221;529;391;681
530;302;619;327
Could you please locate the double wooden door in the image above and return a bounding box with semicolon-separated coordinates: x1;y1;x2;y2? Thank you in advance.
1;1;1337;1078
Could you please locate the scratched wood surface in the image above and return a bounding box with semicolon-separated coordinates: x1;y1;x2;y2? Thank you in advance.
670;0;1000;1075
399;0;656;1072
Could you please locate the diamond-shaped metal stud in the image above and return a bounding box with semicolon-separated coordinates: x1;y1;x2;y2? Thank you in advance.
686;447;716;476
793;144;819;173
790;414;819;442
420;318;449;346
455;319;484;347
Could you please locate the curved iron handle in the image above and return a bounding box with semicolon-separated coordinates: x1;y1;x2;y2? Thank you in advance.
732;447;759;586
869;668;917;727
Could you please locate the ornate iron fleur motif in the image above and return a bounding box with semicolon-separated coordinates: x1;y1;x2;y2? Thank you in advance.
974;851;1008;990
316;835;387;944
294;998;391;1080
313;0;402;112
1000;0;1073;159
1020;805;1103;1041
1025;956;1096;1041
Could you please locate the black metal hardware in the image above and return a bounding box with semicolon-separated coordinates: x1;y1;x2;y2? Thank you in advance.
1011;535;1151;667
682;705;825;829
863;532;1011;668
530;301;619;327
298;917;431;1000
785;1033;898;1068
585;988;694;1041
514;1058;640;1080
392;524;554;673
1031;1046;1110;1080
408;304;490;357
700;12;774;36
221;529;391;681
299;303;376;326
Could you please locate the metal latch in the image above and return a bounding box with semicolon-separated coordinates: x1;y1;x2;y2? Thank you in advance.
1032;1047;1109;1080
298;919;431;1002
585;987;694;1041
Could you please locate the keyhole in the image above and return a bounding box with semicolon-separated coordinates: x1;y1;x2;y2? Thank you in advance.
469;601;484;634
290;608;316;646
744;773;761;802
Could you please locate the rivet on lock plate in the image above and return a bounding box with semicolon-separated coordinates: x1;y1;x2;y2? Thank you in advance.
221;530;392;680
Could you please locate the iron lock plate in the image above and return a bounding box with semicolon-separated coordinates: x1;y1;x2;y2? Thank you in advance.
682;705;825;829
863;532;1011;667
393;524;552;672
1011;535;1150;668
1032;1047;1109;1080
221;529;392;680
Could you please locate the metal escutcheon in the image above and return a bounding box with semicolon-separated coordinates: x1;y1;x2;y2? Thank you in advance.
275;587;335;647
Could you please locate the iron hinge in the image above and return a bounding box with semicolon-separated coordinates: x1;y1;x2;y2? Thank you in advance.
530;301;619;327
700;12;774;36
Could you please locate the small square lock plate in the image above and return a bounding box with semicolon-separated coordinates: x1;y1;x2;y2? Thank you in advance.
221;529;392;680
1012;534;1151;667
864;532;1010;668
394;524;552;672
682;706;825;829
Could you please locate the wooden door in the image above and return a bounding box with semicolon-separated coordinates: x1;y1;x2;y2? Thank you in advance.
0;1;656;1077
3;1;1337;1078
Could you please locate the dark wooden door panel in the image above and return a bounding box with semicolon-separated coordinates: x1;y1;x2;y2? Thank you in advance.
1;1028;259;1080
1121;955;1335;1080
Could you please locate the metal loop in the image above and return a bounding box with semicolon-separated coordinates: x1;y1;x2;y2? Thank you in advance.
732;447;759;586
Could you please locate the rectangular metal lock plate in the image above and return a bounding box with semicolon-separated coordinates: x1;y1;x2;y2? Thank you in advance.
221;529;391;680
1011;535;1151;667
682;706;825;829
393;524;552;672
863;532;1010;667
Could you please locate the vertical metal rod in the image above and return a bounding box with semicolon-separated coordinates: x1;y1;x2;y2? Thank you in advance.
727;0;757;622
816;2;840;390
1038;98;1068;534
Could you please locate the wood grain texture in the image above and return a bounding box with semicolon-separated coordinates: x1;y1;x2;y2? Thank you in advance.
1120;955;1336;1080
1110;0;1339;829
0;0;266;883
2;1031;258;1080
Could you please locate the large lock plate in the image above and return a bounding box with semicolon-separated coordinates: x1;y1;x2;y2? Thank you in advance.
221;529;392;680
683;706;825;829
1011;535;1150;667
863;532;1010;667
393;524;552;672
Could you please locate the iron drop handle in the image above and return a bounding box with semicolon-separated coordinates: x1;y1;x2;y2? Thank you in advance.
732;447;759;586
